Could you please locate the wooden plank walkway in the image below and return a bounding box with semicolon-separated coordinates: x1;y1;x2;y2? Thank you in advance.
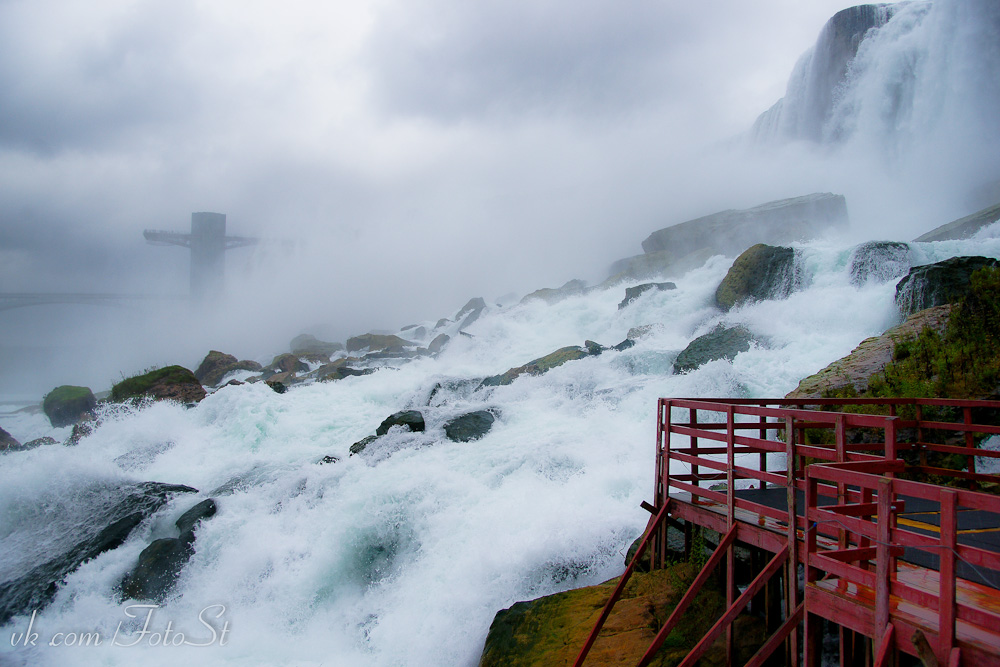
576;397;1000;667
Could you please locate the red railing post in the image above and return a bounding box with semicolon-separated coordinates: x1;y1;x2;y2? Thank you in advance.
876;477;892;660
785;415;799;666
726;406;736;665
940;489;957;659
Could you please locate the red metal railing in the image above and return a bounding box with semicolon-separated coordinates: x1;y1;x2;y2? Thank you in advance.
576;397;1000;666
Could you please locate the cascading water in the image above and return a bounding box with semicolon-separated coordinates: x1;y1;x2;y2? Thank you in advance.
2;228;1000;667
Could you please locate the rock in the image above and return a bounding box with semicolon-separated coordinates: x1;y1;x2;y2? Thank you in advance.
627;324;660;340
895;256;1000;316
642;192;847;258
175;499;217;534
266;380;287;394
786;304;953;399
194;350;262;387
316;364;373;382
617;282;676;310
455;297;487;329
400;325;428;339
674;325;757;373
0;481;197;623
428;333;450;354
715;244;801;310
444;410;496;442
603;248;716;285
0;425;22;452
111;366;206;404
849;241;911;286
267;353;309;375
349;435;379;456
120;498;217;602
120;536;194;602
520;279;588;305
22;436;57;450
318;455;339;465
375;410;425;436
194;350;237;382
613;338;636;352
435;318;451;329
477;563;764;667
42;385;97;428
480;345;593;387
289;334;343;357
346;333;415;354
913;202;1000;242
64;413;99;446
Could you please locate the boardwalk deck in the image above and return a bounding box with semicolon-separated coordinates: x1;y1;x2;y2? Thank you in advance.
576;397;1000;667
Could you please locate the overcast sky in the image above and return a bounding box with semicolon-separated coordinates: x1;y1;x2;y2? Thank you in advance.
0;0;908;383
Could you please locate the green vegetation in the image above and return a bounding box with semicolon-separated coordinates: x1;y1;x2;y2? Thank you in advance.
110;365;199;403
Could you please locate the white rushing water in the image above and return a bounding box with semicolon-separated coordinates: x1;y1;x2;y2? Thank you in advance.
2;230;1000;667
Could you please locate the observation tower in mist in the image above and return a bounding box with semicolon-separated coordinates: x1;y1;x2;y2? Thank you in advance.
144;212;258;302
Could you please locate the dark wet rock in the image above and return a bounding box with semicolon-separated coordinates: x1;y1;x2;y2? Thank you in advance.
175;499;217;534
42;385;96;428
22;436;57;450
715;244;801;310
914;202;1000;242
111;366;206;404
849;241;911;286
346;333;415;354
428;333;450;354
350;435;379;456
455;297;487;329
317;365;373;382
0;426;22;452
266;380;287;394
224;379;245;387
65;413;97;446
613;338;636;352
120;535;195;602
673;325;757;373
584;340;606;355
618;282;676;310
289;333;343;357
444;410;496;442
375;410;425;436
0;481;196;623
480;345;594;388
895;256;1000;316
520;279;588;305
318;455;339;464
787;305;953;398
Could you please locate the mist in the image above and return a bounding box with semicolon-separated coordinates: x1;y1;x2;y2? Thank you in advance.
2;0;998;401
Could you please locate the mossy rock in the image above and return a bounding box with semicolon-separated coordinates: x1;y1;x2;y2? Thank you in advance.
673;325;756;373
715;244;799;310
42;385;97;428
481;345;592;387
111;366;206;404
478;563;764;667
894;255;999;316
194;351;263;387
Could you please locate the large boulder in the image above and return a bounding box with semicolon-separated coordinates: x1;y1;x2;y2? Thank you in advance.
786;304;953;399
913;202;1000;242
715;244;801;310
0;481;197;624
641;192;847;259
110;366;206;404
194;351;263;387
618;282;676;310
0;425;22;452
42;385;97;428
478;563;764;667
480;345;593;387
444;410;496;442
428;333;450;355
289;334;343;357
346;333;415;354
520;280;588;305
895;256;999;316
455;297;487;330
120;499;217;602
849;241;911;286
266;353;309;375
673;325;756;373
375;410;426;436
603;248;716;285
